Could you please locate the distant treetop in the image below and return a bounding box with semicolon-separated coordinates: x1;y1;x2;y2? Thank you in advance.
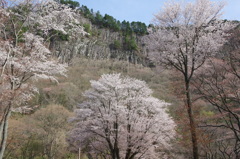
59;0;148;35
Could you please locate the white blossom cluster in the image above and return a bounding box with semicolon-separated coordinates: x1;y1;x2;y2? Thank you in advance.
30;0;86;37
0;0;86;105
69;74;176;159
146;0;235;72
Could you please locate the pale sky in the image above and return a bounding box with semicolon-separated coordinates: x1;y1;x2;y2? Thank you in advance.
77;0;240;24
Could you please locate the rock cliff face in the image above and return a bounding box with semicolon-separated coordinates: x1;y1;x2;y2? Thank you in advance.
50;16;150;65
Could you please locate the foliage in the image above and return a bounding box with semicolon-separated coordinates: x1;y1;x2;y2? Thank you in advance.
145;0;235;158
31;0;86;40
112;40;121;50
79;5;94;20
130;21;147;35
2;56;179;158
4;105;73;159
68;73;176;159
51;29;69;41
124;35;138;51
94;11;103;27
60;0;80;9
78;4;147;35
102;14;121;31
83;23;91;34
0;0;86;157
75;2;148;53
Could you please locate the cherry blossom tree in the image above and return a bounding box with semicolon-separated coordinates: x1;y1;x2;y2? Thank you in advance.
68;74;176;159
195;41;240;158
0;0;86;158
145;0;235;158
29;0;86;42
198;61;240;158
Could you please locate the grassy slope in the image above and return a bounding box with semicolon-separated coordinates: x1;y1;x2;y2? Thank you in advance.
6;58;181;159
33;58;179;111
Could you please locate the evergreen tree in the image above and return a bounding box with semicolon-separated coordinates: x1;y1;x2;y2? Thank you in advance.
60;0;79;9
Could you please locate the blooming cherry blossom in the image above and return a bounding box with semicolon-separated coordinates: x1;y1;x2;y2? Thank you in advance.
0;0;86;157
145;0;236;158
69;74;175;159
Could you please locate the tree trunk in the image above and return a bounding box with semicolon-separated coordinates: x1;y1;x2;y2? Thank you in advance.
0;104;12;159
185;81;199;159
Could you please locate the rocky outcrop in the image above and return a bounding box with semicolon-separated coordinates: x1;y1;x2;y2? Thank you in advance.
50;16;150;65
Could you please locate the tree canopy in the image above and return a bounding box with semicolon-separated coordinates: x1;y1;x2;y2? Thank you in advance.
0;0;86;157
145;0;235;158
68;74;175;159
78;5;147;35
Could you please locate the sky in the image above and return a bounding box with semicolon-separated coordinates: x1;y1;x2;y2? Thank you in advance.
77;0;240;24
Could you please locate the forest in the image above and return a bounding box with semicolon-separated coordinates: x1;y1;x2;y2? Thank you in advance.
0;0;240;159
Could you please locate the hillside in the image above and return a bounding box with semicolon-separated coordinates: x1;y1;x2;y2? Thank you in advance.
1;0;240;159
6;59;181;158
49;3;151;66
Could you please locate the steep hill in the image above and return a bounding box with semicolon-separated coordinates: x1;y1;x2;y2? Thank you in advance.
49;5;151;66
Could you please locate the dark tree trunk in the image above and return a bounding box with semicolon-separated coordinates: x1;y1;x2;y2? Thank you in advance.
0;103;12;159
185;80;199;159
